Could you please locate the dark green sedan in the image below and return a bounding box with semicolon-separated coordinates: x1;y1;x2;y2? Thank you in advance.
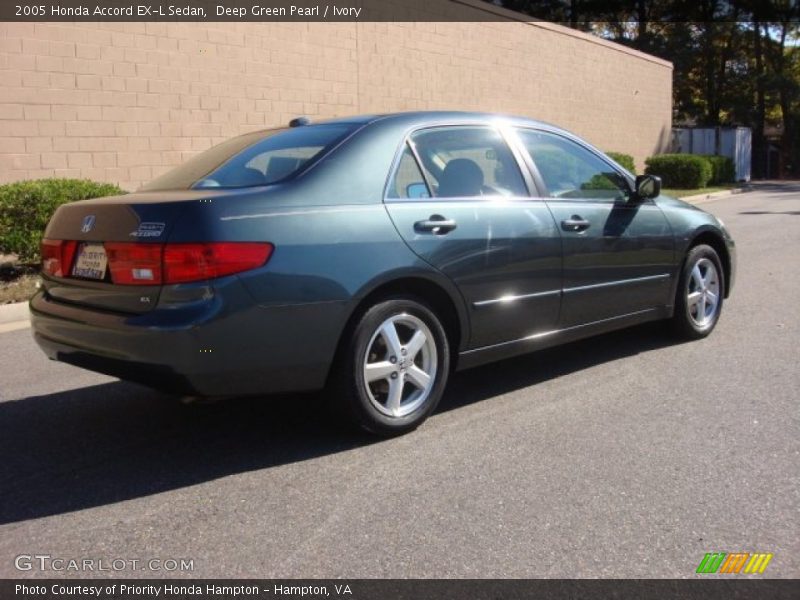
31;112;736;435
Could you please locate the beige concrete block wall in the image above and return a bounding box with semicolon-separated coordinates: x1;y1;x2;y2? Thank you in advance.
0;4;672;190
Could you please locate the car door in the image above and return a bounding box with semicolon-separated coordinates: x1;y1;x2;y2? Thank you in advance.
383;125;562;349
513;128;674;329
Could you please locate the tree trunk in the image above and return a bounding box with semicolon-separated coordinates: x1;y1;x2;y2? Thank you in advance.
774;22;790;179
753;19;766;179
636;0;648;50
703;21;719;125
570;0;579;29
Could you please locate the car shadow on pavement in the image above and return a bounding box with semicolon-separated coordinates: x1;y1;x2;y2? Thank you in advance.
0;383;371;524
0;322;683;524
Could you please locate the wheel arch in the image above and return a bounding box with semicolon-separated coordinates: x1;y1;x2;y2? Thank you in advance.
325;273;469;386
686;229;732;298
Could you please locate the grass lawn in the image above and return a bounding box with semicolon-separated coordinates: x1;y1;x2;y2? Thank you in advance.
662;184;739;198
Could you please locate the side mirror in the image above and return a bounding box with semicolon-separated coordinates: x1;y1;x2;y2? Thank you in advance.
635;174;661;200
406;182;430;198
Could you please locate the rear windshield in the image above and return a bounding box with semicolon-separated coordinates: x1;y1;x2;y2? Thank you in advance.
139;124;357;191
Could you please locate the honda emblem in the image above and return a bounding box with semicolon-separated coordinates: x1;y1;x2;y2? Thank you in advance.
81;215;96;233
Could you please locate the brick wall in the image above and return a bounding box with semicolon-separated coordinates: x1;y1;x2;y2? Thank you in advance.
0;5;672;190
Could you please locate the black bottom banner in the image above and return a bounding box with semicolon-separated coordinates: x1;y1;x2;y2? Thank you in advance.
2;579;798;600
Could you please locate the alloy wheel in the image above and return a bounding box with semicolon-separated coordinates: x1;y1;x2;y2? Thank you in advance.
362;313;438;418
686;257;720;328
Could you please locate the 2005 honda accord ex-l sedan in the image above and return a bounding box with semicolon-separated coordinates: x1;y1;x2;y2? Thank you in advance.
31;111;736;435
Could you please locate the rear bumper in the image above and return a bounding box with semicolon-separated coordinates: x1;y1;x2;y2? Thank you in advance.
30;280;349;397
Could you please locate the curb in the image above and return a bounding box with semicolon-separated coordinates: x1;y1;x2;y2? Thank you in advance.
679;185;752;205
0;301;30;332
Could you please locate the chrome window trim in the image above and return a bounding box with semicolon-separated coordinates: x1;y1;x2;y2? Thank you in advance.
385;195;547;205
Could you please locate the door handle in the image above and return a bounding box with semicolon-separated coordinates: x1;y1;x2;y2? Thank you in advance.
414;215;457;235
561;215;591;232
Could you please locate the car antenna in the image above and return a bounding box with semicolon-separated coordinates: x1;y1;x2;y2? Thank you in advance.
289;116;311;127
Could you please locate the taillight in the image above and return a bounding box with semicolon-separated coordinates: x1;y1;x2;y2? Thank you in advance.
163;243;273;284
41;239;77;277
105;243;163;285
41;241;272;285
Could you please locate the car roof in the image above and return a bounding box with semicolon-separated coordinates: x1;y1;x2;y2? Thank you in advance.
314;110;560;131
240;111;571;143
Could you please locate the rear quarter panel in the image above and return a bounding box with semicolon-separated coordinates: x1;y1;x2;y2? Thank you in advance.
164;191;470;391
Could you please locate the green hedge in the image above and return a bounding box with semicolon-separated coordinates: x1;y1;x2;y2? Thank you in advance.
703;155;735;185
0;179;125;263
606;152;636;174
644;154;713;189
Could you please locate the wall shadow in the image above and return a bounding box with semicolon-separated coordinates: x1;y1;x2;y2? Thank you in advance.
0;322;683;524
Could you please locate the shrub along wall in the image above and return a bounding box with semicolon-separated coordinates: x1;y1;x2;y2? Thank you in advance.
644;153;734;189
703;155;736;185
0;179;124;263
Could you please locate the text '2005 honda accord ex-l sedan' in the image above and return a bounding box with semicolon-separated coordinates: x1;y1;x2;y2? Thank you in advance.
31;111;735;435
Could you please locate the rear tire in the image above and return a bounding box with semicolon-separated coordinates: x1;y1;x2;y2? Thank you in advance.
671;244;724;339
330;297;450;436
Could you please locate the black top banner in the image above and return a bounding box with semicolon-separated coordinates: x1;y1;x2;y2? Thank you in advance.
3;0;798;22
3;579;800;600
5;0;505;22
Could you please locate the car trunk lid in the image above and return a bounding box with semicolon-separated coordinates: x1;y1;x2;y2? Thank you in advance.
40;190;234;314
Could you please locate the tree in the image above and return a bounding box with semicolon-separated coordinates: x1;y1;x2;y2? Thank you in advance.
487;0;800;177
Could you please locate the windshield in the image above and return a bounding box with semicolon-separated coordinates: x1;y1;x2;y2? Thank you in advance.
139;124;357;191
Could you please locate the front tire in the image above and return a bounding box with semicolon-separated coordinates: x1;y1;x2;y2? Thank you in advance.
671;244;724;339
331;297;450;436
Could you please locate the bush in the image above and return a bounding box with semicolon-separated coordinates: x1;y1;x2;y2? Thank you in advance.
644;154;713;189
0;179;125;264
703;155;735;185
606;151;636;174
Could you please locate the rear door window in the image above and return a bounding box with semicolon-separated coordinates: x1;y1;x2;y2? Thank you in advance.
407;127;527;198
386;144;431;199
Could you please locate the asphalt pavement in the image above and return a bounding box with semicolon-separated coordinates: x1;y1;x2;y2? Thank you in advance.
0;182;798;578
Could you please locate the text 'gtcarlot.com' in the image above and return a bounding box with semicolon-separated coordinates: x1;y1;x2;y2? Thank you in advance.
14;554;194;572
